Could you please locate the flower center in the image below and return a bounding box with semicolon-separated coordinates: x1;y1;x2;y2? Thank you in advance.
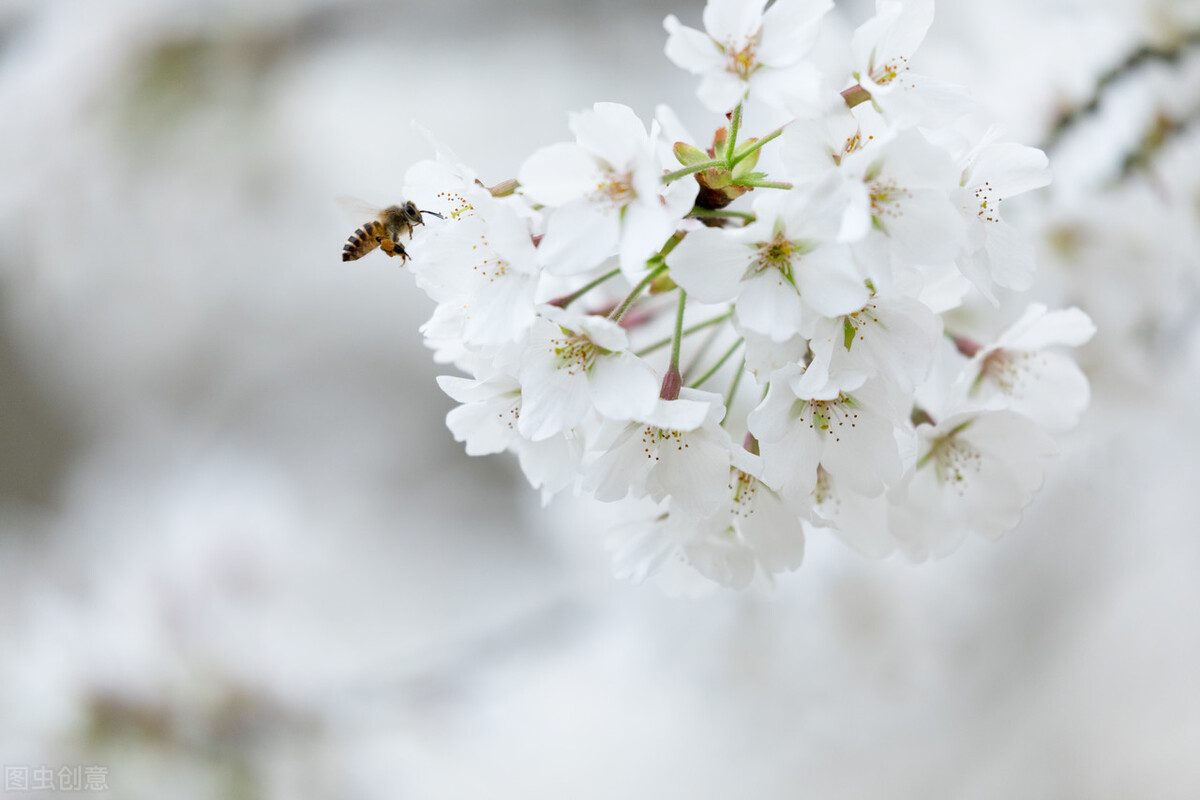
977;349;1043;396
972;180;1002;223
754;234;801;282
796;394;859;442
834;130;875;165
842;303;881;351
549;333;599;375
639;426;690;461
435;189;475;221
927;435;982;494
871;56;910;87
722;32;762;79
592;170;636;209
868;179;912;223
730;469;758;518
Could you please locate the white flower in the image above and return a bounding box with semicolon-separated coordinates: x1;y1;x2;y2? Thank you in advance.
850;0;972;128
606;448;803;590
609;511;755;592
950;304;1095;431
841;128;968;273
748;366;907;506
517;102;697;279
666;181;869;342
716;446;808;575
413;194;541;347
795;292;942;401
584;389;732;518
664;0;834;114
951;136;1051;299
517;306;659;441
438;374;581;500
888;410;1056;560
805;466;896;558
777;105;896;244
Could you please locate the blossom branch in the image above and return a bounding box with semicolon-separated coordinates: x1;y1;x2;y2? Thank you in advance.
689;337;744;389
635;309;735;356
724;103;743;166
609;263;667;323
659;289;689;400
548;267;622;309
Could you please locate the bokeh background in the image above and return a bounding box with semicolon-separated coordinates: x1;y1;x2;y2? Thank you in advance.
1;0;1199;797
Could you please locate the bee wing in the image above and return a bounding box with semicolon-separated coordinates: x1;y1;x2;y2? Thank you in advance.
336;195;385;223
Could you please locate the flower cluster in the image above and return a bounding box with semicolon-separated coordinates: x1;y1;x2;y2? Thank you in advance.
392;0;1093;589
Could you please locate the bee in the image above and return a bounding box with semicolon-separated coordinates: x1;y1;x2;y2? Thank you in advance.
340;200;444;263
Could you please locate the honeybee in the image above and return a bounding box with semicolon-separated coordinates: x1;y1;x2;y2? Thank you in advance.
340;200;444;263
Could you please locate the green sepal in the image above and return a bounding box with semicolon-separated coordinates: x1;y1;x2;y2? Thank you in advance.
673;141;710;167
649;273;678;295
732;139;761;177
703;167;734;189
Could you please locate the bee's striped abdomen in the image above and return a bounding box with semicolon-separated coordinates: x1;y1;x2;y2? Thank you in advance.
342;219;389;262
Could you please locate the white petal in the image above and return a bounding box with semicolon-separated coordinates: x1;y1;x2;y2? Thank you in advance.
883;188;967;265
586;425;658;503
571;102;649;171
795;245;869;318
664;16;724;75
969;143;1050;198
537;200;619;276
516;434;581;497
517;346;591;441
983;218;1036;291
737;482;807;572
667;228;754;302
445;398;515;456
619;200;675;280
736;270;808;341
697;71;750;113
996;304;1096;350
654;433;732;517
681;523;758;590
758;0;831;65
589;352;660;421
817;403;901;497
518;143;600;206
704;0;768;42
750;61;829;117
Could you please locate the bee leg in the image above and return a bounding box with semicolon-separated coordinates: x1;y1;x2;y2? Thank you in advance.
379;238;410;264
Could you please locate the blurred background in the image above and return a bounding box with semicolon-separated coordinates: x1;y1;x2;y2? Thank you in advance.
1;0;1198;797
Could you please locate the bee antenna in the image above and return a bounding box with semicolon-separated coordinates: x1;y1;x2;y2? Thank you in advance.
419;210;445;219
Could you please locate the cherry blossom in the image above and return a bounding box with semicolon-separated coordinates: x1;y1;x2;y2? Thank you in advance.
379;0;1092;590
518;102;697;280
664;0;834;114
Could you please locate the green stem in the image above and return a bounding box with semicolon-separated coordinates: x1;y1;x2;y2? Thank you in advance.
730;124;785;166
662;159;726;184
721;357;747;423
608;263;666;323
687;208;755;223
689;337;744;389
681;322;724;383
635;309;734;357
736;178;793;190
669;289;688;374
549;267;621;309
724;102;743;166
658;288;689;401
